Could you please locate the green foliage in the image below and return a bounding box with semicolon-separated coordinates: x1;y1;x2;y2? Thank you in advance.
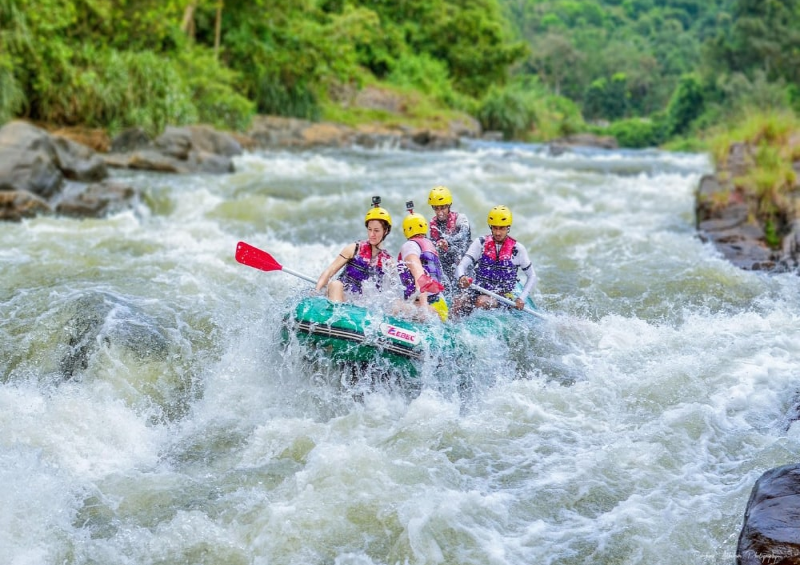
40;46;198;135
709;110;800;241
501;0;728;123
4;0;798;149
705;0;800;85
607;116;669;148
358;0;527;97
665;73;705;136
764;219;780;249
583;73;629;121
0;56;24;123
255;76;320;121
477;83;538;140
386;53;458;106
529;91;586;140
476;77;584;140
176;49;255;132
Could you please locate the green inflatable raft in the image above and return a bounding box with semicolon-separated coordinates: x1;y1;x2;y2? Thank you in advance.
283;288;539;379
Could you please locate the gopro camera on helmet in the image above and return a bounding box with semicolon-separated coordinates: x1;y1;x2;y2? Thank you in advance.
372;196;381;207
405;201;414;212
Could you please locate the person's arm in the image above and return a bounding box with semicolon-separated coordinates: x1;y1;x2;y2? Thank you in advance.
315;243;355;291
455;238;482;287
404;253;426;287
445;213;471;251
438;213;471;253
513;244;537;302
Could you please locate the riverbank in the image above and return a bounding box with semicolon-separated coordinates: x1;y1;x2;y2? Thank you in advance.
695;115;800;274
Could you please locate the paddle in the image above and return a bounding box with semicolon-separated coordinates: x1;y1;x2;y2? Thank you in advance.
235;241;317;284
468;282;546;320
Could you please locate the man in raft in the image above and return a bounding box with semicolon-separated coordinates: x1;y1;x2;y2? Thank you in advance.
453;205;537;316
427;185;471;292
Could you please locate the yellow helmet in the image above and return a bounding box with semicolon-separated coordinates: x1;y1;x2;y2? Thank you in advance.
402;212;428;238
365;206;392;228
487;205;512;227
427;185;453;206
365;196;392;235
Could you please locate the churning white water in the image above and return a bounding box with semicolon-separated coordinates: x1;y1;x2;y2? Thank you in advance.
1;139;799;565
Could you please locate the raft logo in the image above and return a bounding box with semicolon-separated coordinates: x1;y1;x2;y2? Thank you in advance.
379;323;419;345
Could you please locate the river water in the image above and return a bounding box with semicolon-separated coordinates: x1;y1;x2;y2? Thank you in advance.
2;139;799;565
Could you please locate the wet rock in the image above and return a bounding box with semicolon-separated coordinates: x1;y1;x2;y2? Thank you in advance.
193;151;235;174
103;124;240;175
52;135;107;182
736;463;800;565
448;116;481;138
55;180;137;218
551;133;619;150
0;190;52;221
128;149;192;173
0;121;138;221
59;292;169;379
155;128;192;159
247;113;469;151
162;125;243;157
0;121;64;197
110;127;152;153
695;165;792;271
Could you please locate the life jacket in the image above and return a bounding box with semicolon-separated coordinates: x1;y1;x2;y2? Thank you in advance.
474;235;518;294
338;240;390;294
397;236;445;300
429;211;459;240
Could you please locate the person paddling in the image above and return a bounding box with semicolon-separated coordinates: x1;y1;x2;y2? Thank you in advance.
427;185;471;290
315;197;392;302
453;205;537;316
396;201;448;322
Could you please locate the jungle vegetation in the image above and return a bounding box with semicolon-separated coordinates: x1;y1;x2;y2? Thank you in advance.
0;0;798;150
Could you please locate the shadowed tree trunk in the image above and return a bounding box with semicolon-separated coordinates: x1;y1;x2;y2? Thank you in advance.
214;1;223;59
181;0;198;39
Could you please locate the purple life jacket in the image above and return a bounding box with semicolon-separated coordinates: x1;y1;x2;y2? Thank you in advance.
338;240;390;294
475;235;518;294
397;236;445;300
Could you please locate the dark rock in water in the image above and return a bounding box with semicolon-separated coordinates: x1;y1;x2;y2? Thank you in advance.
0;122;64;197
0;190;52;220
59;292;169;379
110;127;152;153
55;180;137;218
0;121;140;221
736;463;800;564
52;135;107;182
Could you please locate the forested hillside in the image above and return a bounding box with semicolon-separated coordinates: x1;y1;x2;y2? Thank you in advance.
1;0;799;149
499;0;800;147
0;0;524;136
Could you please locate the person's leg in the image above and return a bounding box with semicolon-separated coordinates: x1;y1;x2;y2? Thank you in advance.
451;291;476;318
475;295;498;309
327;280;345;302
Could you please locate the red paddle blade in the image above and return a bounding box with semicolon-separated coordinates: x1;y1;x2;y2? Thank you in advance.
235;241;283;272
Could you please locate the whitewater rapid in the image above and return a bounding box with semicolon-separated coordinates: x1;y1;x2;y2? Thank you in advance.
1;140;799;565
